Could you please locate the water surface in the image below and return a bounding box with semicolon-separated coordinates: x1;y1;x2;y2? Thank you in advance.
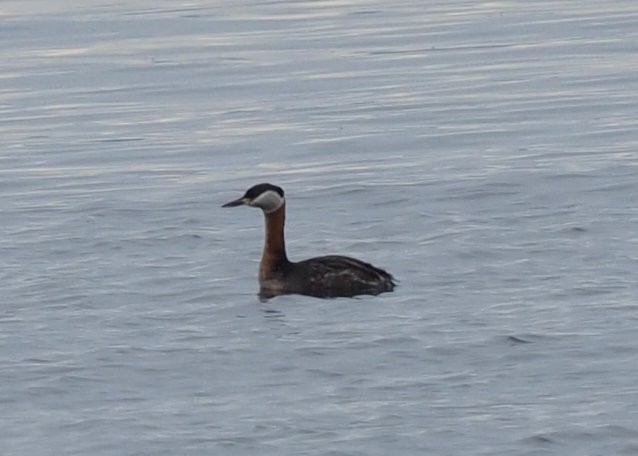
2;1;638;455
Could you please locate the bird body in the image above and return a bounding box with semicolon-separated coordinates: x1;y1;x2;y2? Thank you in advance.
223;183;395;299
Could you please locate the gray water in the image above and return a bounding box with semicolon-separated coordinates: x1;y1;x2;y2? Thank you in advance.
2;1;638;455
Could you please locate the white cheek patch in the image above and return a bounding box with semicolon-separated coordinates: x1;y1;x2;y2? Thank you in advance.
251;190;284;213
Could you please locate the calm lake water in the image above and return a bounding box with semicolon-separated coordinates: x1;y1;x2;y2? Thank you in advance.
2;1;638;455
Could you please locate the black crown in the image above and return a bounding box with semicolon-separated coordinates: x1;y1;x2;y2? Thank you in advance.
244;183;284;199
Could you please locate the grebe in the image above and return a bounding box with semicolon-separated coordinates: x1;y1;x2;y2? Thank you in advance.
222;183;395;299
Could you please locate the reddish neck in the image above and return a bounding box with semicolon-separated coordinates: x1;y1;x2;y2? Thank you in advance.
260;202;289;275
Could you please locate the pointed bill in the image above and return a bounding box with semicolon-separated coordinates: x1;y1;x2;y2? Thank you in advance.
222;197;250;208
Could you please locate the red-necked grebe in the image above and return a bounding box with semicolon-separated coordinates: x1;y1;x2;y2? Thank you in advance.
222;183;395;299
